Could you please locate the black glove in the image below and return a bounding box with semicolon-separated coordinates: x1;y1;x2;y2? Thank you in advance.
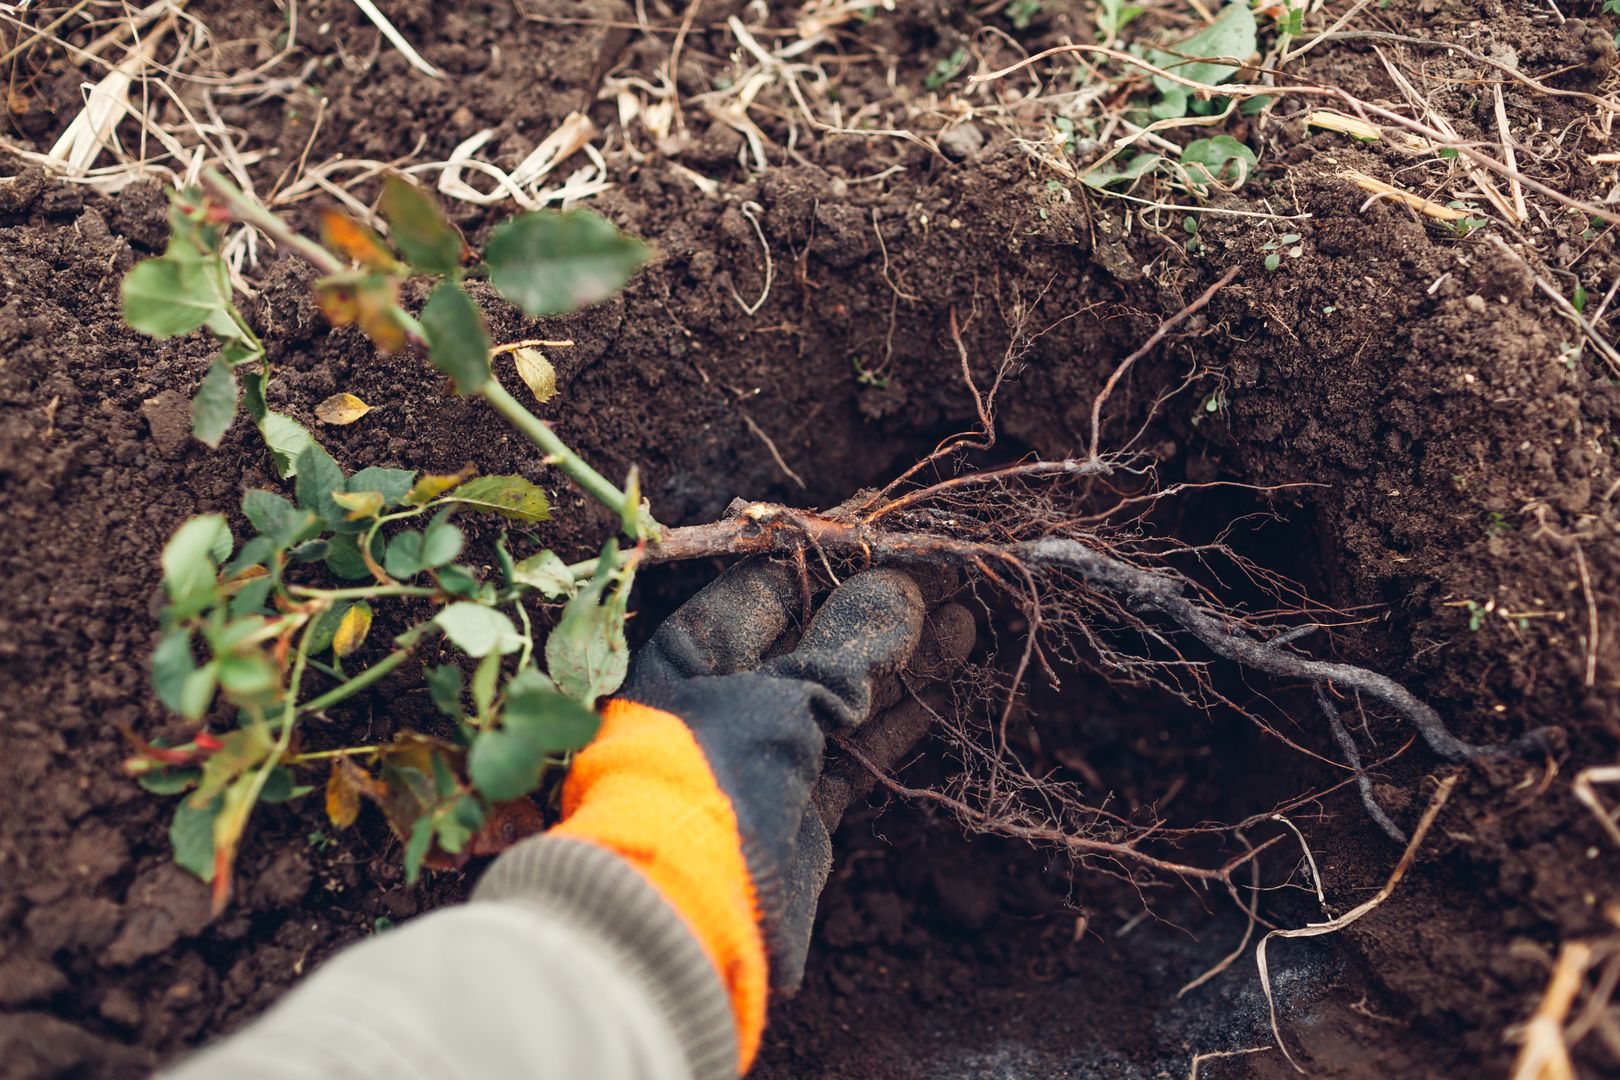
622;558;968;992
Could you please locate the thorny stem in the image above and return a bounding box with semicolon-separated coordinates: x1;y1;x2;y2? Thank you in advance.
198;168;343;277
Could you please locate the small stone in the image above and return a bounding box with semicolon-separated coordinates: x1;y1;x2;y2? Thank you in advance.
938;123;985;160
1464;294;1487;313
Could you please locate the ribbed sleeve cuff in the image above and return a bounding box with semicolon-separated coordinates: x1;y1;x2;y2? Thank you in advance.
474;835;739;1080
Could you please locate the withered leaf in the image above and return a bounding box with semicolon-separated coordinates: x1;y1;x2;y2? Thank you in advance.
315;392;373;425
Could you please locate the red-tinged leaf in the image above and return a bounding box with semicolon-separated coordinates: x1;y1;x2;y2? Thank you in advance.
355;278;410;354
116;720;209;767
319;209;402;271
314;279;360;327
210;775;257;913
195;731;225;752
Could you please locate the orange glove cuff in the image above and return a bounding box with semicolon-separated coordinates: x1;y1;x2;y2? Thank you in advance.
549;699;768;1070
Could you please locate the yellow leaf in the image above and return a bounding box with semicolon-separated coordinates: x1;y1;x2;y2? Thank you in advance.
315;392;372;425
405;466;477;505
332;489;384;520
325;760;361;829
512;347;557;404
333;601;373;658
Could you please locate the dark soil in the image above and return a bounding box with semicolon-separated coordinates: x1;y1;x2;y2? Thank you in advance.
3;1;1619;1077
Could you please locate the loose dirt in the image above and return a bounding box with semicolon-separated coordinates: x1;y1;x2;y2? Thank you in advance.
2;2;1618;1077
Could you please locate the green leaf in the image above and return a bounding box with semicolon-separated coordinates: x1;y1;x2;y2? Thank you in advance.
379;175;465;275
443;476;551;522
454;794;485;832
485;210;651;317
1264;252;1282;271
421;282;490;394
504;683;600;753
495;533;518;589
138;765;200;795
171;794;222;882
436;812;472;855
436;565;482;598
347;467;417;505
324;533;383;580
468;685;598;801
224;535;276;577
227;575;274;618
435;603;524;658
287;538;330;563
122;256;226;338
385;515;463;579
162;514;231;619
1180;135;1258;190
545;542;632;704
306;601;353;655
467;723;547;801
242;489;298;541
192;360;239;448
178;662;220;721
1149;3;1257;99
425;664;465;719
295;443;347;526
153;629;197;713
513;549;576;599
404;814;434;885
1081;153;1164;190
421;509;465;568
259;765;312;803
218;654;279;698
472;650;501;718
258;412;319;481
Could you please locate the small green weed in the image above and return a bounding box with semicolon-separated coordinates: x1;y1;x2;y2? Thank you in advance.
925;47;969;91
1007;0;1044;31
1260;232;1303;271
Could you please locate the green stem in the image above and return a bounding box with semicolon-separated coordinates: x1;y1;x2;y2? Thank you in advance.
290;584;437;601
199;168;344;277
236;622;316;850
479;377;659;531
298;645;414;716
288;744;383;764
565;549;634;581
295;620;436;717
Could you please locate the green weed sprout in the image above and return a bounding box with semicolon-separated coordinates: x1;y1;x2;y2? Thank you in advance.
121;171;656;910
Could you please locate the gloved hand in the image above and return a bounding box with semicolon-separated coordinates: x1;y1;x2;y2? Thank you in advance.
541;558;968;1070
